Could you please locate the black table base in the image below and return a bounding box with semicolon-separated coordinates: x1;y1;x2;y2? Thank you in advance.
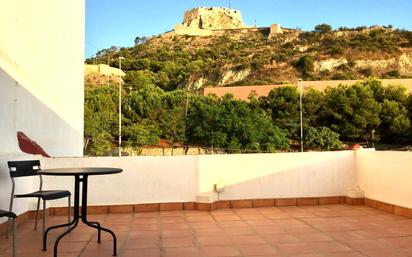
43;175;117;257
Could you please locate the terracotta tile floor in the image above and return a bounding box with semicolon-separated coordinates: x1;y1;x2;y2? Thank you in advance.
1;205;412;257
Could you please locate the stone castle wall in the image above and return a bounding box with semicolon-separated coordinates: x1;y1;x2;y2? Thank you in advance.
182;7;245;30
84;64;125;85
269;24;282;38
174;7;247;36
174;24;213;36
172;7;287;38
85;64;125;77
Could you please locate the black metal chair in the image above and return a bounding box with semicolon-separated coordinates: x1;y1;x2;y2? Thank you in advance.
7;160;71;236
1;209;16;257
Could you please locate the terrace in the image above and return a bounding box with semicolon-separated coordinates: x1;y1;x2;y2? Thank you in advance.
1;205;412;257
1;1;412;257
0;151;411;257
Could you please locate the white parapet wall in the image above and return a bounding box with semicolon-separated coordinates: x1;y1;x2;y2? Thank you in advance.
3;149;412;224
198;151;357;200
40;156;199;207
356;150;412;208
36;151;357;208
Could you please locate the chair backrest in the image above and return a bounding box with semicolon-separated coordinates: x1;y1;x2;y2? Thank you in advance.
8;160;41;178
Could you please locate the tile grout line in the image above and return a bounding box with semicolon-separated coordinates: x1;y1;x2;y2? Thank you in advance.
213;208;251;257
184;210;205;257
256;206;296;253
239;207;282;256
77;213;108;257
294;205;371;256
119;211;137;256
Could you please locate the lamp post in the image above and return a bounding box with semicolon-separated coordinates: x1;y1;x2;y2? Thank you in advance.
298;79;303;152
118;56;125;157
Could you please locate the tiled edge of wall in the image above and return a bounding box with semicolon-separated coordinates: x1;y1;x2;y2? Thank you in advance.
364;198;412;218
50;197;412;218
2;196;411;233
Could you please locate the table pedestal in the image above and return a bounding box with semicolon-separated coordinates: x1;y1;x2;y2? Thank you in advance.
42;175;117;257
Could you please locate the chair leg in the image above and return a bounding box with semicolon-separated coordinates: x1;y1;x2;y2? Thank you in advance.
6;194;14;238
67;196;71;231
12;218;16;257
5;219;9;239
5;217;11;239
34;198;40;231
42;199;46;236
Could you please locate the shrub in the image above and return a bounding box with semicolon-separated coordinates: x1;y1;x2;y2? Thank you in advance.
293;55;315;78
305;127;343;150
359;67;373;77
331;72;353;80
383;70;401;78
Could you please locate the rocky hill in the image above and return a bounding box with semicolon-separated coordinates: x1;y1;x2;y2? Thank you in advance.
86;8;412;92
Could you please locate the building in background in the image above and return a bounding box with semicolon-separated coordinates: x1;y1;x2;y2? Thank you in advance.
201;79;412;101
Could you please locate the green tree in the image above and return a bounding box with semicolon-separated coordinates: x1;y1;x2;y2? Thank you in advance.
125;85;164;121
84;86;118;155
220;95;289;151
186;95;227;148
134;36;148;46
384;85;408;105
124;70;156;90
380;99;410;137
121;85;164;152
303;88;325;127
86;131;114;156
314;23;333;34
186;94;289;152
366;80;410;139
160;90;189;150
261;86;300;138
321;83;381;141
123;120;160;153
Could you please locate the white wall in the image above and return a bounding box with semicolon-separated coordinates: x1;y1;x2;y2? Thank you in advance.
356;151;412;208
0;0;85;157
36;152;356;208
3;149;412;225
198;151;356;200
41;156;199;206
0;0;85;223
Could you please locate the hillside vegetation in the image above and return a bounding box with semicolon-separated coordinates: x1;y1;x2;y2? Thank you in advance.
87;25;412;91
84;25;412;156
85;79;412;155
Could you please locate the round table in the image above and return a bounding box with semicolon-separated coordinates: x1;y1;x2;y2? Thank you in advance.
39;167;122;257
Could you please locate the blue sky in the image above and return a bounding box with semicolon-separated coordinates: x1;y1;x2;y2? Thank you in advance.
86;0;412;58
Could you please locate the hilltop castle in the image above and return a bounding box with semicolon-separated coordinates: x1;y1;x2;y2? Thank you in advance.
170;7;285;38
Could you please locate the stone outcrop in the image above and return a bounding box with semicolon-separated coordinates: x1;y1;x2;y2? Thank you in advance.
218;68;251;85
314;53;412;75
